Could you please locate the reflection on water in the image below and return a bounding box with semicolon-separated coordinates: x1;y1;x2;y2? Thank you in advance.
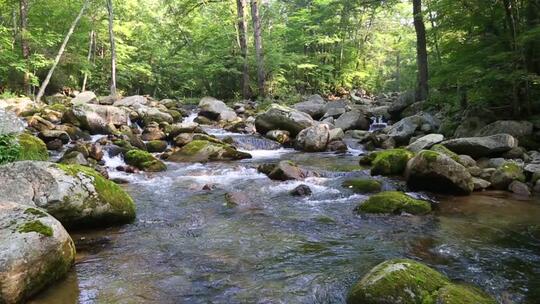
30;148;540;304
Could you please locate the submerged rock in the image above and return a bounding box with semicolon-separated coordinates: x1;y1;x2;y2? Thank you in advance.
0;201;76;304
290;184;313;196
258;160;318;181
169;140;251;162
255;104;315;136
405;150;474;195
370;149;415;176
442;134;518;158
355;191;431;215
0;162;136;228
347;259;496;304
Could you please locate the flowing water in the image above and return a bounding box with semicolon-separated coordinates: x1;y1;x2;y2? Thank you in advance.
30;132;540;304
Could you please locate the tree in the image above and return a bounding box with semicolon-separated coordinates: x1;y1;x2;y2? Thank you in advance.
107;0;117;97
413;0;428;101
250;0;265;97
19;0;30;96
35;0;89;103
236;0;250;99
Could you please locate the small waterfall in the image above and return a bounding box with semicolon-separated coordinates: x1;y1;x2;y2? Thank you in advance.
184;112;198;123
369;116;388;132
231;135;282;151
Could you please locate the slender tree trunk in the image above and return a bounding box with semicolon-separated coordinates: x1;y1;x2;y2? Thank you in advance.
36;0;88;103
19;0;30;96
502;0;520;117
236;0;250;99
82;29;95;92
413;0;429;101
396;51;401;92
426;0;441;64
250;0;265;97
12;8;17;49
107;0;118;97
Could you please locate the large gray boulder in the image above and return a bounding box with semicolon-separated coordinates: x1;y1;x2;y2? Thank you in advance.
475;120;533;138
168;140;251;162
442;134;518;158
70;91;97;105
407;134;444;152
0;201;75;304
65;103;130;134
334;111;369;131
0;162;136;228
198;97;236;121
294;124;330;152
293;95;326;119
386;113;439;145
405;150;474;194
113;95;148;107
0;109;25;135
255;104;315;136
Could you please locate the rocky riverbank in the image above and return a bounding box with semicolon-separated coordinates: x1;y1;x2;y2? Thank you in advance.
1;91;536;303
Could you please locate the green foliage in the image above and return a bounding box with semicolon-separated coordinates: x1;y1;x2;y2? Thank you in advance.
0;134;21;165
18;220;53;237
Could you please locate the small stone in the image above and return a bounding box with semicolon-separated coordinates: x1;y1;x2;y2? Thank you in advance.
290;184;312;196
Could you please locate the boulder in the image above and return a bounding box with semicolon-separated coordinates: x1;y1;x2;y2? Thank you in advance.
0;162;136;228
265;130;291;145
508;181;530;196
124;150;167;172
0;201;75;304
386;113;439;145
322;100;350;118
137;106;174;125
405;150;474;194
27;115;55;132
476;120;533;138
198;97;236;121
65;104;129;134
255;104;315;136
387;91;415;119
70;91;97;105
490;161;526;190
342;179;382;194
168;140;251;162
334;111;369;131
168;122;204;138
294;124;330;152
293;95;326;119
442;134;518;158
59;151;89;166
38;130;70;146
113;95;148;107
407;134;444;152
141;122;166;141
355;191;431;215
473;177;491;191
146;140;168;153
0;109;25;135
290;184;312;196
13;133;49;162
370;149;415;176
258;161;318;181
347;259;496;304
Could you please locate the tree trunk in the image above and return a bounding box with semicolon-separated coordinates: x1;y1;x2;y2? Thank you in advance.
107;0;118;97
82;29;95;92
236;0;250;99
19;0;30;96
413;0;429;102
426;0;441;64
36;0;88;103
250;0;265;97
502;0;521;117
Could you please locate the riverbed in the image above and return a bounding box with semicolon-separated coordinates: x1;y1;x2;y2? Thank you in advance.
31;130;540;304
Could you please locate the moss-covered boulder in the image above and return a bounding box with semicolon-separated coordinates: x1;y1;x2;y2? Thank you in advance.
405;150;474;195
355;191;431;215
490;161;526;190
146;140;168;153
342;179;382;193
0;162;136;229
124;149;167;172
0;201;75;304
17;133;49;161
168;140;252;162
370;149;414;176
347;259;496;304
431;144;460;162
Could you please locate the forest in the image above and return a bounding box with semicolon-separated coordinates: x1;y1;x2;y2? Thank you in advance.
1;1;540;304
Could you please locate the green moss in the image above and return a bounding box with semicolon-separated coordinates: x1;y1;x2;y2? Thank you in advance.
359;152;379;165
347;259;450;304
57;164;136;222
419;150;441;163
356;191;431;215
24;208;47;218
342;179;382;193
46;103;68;113
180;140;210;155
431;144;460;162
18;220;53;237
371;149;414;176
436;284;497;304
17;133;49;161
146;140;168;153
0;134;21;165
124;149;167;172
113;139;136;150
500;162;524;179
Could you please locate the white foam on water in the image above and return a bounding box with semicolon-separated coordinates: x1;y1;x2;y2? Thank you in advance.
239;148;296;160
264;177;340;195
305;194;365;205
91;135;106;143
204;128;247;137
184;112;198;123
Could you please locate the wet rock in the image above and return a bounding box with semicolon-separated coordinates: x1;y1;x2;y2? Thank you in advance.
137;106;174;125
174;133;194;147
258;161;318;181
65;104;129;134
473;177;491;191
290;184;312;196
38;130;70;146
294;124;330;152
347;259;496;304
334;111;369;131
386;113;439;145
146;140;168;153
0;201;75;304
0;162;136;228
406;150;474;195
141;122;166;141
59;151;89;166
370;149;415;176
169;140;251;162
355;191;431;215
124;149;167;172
407;134;444;152
27;115;55;132
71;91;97;105
293;95;326;119
225;192;255;207
476;120;533;138
329;128;345;141
168;122;204;138
342;179;382;194
442;134;518;158
198;97;236;121
255;104;315;136
508;180;530;196
327;140;348;153
266;130;291;145
490;161;525;190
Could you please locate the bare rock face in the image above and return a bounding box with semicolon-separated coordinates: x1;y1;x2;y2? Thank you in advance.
0;201;75;304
